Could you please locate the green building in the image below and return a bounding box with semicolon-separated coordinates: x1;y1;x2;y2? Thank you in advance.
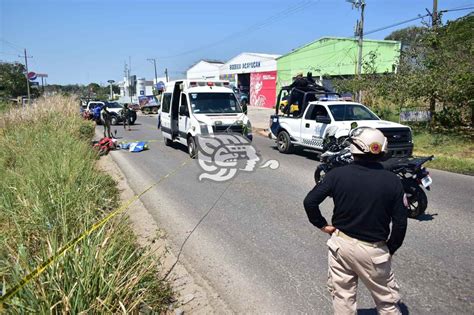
276;36;401;89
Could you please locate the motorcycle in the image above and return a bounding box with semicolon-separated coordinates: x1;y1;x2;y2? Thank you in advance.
314;131;434;219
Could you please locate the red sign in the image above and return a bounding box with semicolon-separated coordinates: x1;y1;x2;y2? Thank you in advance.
27;72;37;80
250;71;277;108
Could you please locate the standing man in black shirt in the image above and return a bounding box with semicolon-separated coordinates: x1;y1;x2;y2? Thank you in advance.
304;127;407;315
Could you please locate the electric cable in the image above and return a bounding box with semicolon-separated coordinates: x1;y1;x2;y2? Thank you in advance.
158;0;318;59
162;180;233;280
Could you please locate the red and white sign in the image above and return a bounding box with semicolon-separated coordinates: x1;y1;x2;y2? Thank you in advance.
250;71;277;108
27;72;37;81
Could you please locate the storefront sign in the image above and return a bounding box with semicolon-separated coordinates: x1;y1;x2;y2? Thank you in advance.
250;71;277;108
229;61;261;71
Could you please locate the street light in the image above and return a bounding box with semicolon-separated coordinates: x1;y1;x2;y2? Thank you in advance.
107;80;115;100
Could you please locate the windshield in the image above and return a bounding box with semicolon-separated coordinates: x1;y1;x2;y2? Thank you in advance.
106;102;123;109
328;104;379;121
189;92;241;114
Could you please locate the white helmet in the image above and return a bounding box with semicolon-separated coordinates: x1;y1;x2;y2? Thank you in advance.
349;127;388;155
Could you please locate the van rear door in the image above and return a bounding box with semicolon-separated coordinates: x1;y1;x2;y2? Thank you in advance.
160;93;172;138
178;93;190;140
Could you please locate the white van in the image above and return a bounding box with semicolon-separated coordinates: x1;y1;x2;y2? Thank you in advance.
160;80;252;158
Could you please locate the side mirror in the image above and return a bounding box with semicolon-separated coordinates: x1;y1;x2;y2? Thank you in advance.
350;122;358;130
179;105;189;116
316;115;331;124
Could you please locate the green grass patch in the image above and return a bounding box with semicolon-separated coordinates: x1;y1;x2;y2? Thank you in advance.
0;96;172;312
412;129;474;175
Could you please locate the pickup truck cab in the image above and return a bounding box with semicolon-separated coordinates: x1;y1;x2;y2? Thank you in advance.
160;80;252;158
270;87;413;158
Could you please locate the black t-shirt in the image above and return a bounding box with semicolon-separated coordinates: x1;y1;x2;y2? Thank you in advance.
304;161;408;254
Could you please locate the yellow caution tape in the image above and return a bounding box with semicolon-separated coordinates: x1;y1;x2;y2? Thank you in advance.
0;159;189;306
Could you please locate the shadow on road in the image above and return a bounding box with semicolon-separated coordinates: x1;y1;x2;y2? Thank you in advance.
269;145;322;162
414;213;438;221
358;302;409;314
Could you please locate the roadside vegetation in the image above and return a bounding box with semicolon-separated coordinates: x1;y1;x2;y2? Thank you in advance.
412;128;474;175
333;14;473;174
0;95;172;312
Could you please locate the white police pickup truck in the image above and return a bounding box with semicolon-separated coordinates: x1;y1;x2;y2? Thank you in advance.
270;97;413;157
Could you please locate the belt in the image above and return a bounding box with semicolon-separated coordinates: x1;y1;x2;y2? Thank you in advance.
334;230;386;248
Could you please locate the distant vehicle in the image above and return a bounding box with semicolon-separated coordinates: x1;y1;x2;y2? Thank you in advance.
138;95;160;114
270;85;413;157
160;80;252;158
232;86;249;107
85;101;137;125
128;103;140;111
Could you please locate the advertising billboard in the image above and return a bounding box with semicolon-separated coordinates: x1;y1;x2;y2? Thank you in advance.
250;71;277;108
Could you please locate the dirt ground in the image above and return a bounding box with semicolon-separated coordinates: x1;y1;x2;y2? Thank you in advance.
97;154;231;314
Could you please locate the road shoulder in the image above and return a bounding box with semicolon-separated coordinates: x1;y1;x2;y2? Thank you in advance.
97;154;232;314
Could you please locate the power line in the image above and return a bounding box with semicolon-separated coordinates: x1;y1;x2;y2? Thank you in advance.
0;38;23;52
364;14;430;36
158;0;318;59
440;6;474;13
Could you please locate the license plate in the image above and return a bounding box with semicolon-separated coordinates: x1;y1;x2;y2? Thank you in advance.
421;175;432;188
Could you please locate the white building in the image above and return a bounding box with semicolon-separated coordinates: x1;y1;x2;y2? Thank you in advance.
186;60;224;80
219;52;280;108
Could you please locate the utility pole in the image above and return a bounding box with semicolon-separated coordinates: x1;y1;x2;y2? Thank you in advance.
429;0;438;125
147;58;158;83
107;80;115;100
350;0;365;102
165;68;169;82
432;0;438;28
22;49;32;106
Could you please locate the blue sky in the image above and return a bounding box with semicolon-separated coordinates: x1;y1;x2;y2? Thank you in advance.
1;0;472;85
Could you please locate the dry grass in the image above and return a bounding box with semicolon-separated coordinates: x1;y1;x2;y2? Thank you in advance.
0;95;172;312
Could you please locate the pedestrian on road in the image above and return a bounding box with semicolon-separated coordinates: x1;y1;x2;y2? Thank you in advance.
101;104;112;138
304;127;407;315
122;103;131;131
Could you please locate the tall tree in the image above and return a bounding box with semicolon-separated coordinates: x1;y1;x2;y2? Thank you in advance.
0;62;28;99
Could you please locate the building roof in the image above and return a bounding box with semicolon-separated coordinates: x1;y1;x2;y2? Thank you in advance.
187;59;224;70
277;36;400;60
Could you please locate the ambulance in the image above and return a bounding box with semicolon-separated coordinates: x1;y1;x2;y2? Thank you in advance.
160;80;252;158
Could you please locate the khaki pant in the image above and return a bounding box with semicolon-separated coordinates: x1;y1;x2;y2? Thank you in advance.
327;230;401;315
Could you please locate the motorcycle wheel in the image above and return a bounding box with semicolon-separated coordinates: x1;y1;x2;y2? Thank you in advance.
402;178;428;218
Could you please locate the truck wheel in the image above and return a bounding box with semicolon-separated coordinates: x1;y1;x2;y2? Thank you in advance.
111;116;118;126
164;137;173;146
143;107;151;115
277;131;293;154
187;136;197;159
152;106;158;114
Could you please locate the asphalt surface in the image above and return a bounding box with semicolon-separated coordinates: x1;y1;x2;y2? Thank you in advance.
101;115;474;314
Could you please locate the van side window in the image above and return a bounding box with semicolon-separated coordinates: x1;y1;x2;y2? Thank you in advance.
161;93;171;113
180;93;188;107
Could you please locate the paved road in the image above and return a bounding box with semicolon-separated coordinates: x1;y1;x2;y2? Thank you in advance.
101;115;474;314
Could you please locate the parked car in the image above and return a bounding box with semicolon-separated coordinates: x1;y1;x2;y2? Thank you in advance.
85;101;137;125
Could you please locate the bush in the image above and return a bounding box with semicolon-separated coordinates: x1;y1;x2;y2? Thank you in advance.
0;96;172;312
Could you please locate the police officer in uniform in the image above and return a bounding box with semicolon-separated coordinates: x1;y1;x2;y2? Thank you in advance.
304;127;407;315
